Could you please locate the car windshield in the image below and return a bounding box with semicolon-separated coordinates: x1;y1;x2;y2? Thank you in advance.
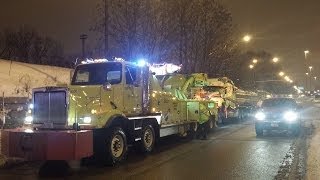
71;62;122;85
262;98;297;108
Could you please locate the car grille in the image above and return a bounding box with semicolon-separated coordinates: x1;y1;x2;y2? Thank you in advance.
265;113;283;120
33;89;67;125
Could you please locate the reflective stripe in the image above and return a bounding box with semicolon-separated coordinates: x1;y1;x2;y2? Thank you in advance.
128;115;161;124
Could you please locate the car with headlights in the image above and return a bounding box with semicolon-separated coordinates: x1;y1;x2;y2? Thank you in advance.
314;94;320;103
255;98;301;136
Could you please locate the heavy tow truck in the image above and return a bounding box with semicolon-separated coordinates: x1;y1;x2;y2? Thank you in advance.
1;58;217;164
202;77;258;123
156;72;218;130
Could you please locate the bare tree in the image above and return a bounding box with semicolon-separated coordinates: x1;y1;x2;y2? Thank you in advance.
0;26;66;67
92;0;238;75
14;74;32;97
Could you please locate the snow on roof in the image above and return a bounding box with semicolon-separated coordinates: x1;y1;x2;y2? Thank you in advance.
0;59;71;97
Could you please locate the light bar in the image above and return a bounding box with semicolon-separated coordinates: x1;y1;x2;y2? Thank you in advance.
81;58;108;64
149;63;181;75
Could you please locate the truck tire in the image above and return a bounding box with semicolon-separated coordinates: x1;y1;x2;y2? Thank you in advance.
186;122;198;139
106;127;128;165
209;118;214;130
208;115;216;130
218;111;226;124
140;124;155;153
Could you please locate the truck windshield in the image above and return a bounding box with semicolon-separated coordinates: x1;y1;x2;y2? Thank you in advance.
71;62;122;85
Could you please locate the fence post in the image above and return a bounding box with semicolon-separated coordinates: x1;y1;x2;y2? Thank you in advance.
1;92;4;129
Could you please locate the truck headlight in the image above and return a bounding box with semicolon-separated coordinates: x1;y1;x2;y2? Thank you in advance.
25;116;33;124
29;104;34;109
283;111;297;122
255;112;265;121
83;116;92;124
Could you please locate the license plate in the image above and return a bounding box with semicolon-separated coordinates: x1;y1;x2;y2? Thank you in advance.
271;123;279;127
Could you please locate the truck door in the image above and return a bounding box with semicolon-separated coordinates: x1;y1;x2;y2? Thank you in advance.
124;65;142;115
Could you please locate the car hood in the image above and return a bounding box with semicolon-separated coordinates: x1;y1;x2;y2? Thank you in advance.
261;107;296;114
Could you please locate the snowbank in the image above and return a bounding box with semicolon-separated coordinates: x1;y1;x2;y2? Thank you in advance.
0;59;71;97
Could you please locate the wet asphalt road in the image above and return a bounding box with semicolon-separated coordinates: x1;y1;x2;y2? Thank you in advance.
0;99;316;180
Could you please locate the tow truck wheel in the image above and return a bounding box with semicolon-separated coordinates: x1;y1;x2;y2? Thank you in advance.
209;119;214;129
218;111;227;125
186;122;198;139
140;124;155;153
106;127;128;165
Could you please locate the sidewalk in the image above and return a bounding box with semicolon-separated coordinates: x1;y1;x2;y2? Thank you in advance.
306;120;320;179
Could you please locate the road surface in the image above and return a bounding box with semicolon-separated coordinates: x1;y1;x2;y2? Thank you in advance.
0;100;316;180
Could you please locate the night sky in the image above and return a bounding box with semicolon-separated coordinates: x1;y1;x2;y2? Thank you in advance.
1;0;319;85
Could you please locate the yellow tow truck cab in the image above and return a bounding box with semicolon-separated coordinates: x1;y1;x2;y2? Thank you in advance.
1;58;218;164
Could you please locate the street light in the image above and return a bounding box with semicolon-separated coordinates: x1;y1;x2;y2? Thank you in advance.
284;76;290;81
243;35;251;42
279;71;285;76
252;59;258;64
314;76;317;80
309;66;313;71
249;64;254;69
304;50;310;59
306;72;309;75
272;57;279;63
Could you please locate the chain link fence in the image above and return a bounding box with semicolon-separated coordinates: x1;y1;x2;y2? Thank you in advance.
0;97;28;166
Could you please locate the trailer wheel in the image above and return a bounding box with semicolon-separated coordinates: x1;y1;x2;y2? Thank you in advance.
140;124;155;153
186;122;198;139
208;115;216;130
106;127;128;165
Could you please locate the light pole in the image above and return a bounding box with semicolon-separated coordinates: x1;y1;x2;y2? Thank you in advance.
304;50;310;90
104;0;109;58
249;65;255;89
80;34;88;59
309;66;313;90
306;72;309;91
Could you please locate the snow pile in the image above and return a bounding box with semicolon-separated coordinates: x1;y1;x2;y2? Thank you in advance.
0;59;71;97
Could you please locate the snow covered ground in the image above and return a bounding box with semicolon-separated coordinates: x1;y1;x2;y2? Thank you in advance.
0;59;71;98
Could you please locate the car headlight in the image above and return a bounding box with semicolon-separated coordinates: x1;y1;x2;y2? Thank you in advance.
83;116;92;124
255;112;265;121
29;104;34;109
283;111;297;122
25;116;33;124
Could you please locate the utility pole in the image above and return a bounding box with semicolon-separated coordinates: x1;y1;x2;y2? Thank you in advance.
104;0;109;58
80;34;88;59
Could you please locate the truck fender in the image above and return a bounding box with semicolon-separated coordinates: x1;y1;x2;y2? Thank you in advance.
104;114;129;130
